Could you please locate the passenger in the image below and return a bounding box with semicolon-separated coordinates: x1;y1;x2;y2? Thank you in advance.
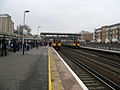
10;40;13;52
13;39;16;53
8;40;11;51
19;41;22;51
26;43;29;51
40;42;42;46
49;42;52;46
45;42;48;46
0;41;1;48
36;42;38;49
1;36;7;56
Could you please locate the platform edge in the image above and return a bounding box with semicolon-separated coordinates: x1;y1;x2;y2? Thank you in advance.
48;48;52;90
52;47;88;90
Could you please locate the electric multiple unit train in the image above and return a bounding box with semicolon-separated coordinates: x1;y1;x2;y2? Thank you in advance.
62;40;80;48
52;39;62;49
52;39;80;49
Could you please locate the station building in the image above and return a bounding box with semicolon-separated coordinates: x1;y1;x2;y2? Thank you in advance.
95;23;120;43
0;14;14;34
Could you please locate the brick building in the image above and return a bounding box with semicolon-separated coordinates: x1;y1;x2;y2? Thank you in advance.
95;23;120;43
0;14;14;34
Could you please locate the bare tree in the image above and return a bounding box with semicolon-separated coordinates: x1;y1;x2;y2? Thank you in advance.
23;25;31;34
15;25;31;35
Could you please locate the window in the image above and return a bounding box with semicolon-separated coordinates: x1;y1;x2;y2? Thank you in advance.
116;30;117;34
106;36;108;39
58;40;61;43
53;40;55;43
113;30;115;34
74;40;76;43
106;32;107;35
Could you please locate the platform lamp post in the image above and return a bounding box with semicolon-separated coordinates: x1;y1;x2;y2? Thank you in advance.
38;26;41;37
22;10;30;55
37;26;41;48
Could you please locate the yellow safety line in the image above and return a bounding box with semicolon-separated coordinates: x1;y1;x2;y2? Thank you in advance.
48;48;52;90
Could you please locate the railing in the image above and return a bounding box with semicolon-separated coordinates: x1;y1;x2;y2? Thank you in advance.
81;43;120;51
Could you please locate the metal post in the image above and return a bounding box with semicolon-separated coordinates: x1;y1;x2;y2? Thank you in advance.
22;12;25;55
37;26;41;49
22;10;30;55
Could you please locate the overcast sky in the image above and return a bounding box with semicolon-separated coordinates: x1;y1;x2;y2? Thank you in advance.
0;0;120;34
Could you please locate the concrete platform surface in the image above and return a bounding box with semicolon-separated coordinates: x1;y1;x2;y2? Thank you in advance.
49;48;64;90
0;46;87;90
0;47;48;90
50;47;84;90
80;46;120;54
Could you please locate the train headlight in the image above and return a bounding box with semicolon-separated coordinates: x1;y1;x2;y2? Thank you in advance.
52;43;56;46
58;44;61;46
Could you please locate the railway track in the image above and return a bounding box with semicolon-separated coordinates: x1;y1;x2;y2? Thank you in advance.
70;48;120;74
70;47;120;78
66;47;120;79
58;47;120;90
78;47;120;63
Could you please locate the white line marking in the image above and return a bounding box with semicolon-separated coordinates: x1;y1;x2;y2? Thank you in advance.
79;46;120;54
52;47;88;90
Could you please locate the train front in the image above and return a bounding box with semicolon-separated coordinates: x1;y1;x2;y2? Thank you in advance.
52;39;61;49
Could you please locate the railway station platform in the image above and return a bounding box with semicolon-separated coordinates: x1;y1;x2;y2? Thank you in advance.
79;46;120;54
0;47;48;90
0;46;87;90
49;47;87;90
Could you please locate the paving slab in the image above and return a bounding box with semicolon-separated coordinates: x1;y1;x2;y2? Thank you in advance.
50;47;83;90
0;47;48;90
49;47;64;90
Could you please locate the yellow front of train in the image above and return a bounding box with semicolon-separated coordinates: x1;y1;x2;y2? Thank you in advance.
52;39;61;49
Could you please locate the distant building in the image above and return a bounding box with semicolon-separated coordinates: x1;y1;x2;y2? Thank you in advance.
0;14;14;34
95;23;120;43
80;31;93;42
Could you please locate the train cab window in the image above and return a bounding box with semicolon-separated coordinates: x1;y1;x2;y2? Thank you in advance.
53;40;55;43
58;40;61;43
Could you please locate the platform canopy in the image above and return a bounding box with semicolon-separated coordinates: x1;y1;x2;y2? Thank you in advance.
40;32;82;41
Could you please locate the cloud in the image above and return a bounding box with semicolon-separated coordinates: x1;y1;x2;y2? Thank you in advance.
1;0;120;34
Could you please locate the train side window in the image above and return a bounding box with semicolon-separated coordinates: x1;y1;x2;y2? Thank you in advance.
74;40;75;43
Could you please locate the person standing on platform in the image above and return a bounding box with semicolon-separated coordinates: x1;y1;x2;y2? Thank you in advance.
1;36;7;56
0;38;2;48
13;39;16;53
49;42;52;46
36;41;38;49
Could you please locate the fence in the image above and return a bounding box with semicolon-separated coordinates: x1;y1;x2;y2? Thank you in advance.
81;43;120;51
